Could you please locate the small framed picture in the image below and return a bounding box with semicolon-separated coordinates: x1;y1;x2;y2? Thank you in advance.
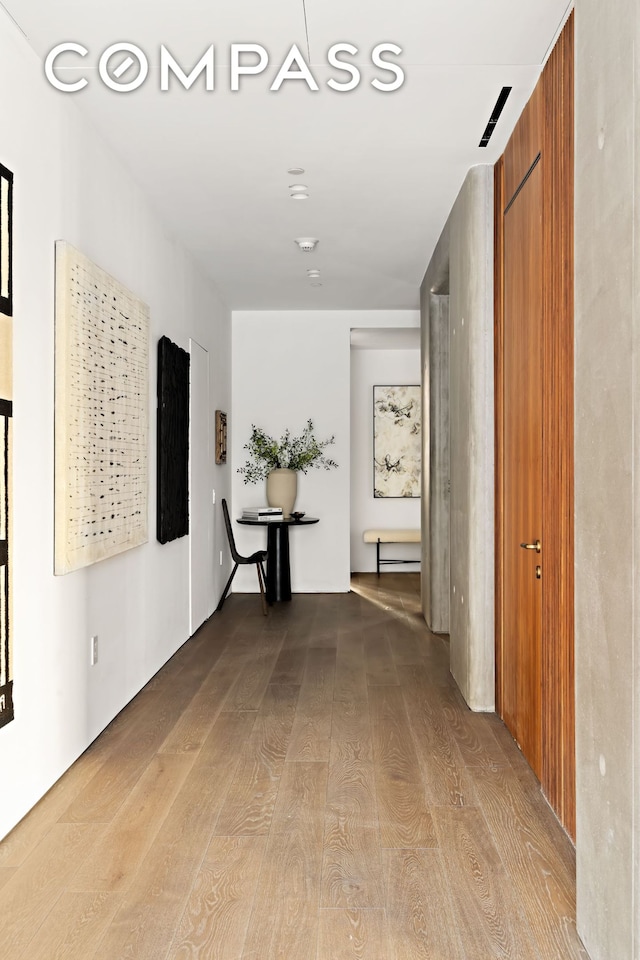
0;163;13;317
215;410;227;464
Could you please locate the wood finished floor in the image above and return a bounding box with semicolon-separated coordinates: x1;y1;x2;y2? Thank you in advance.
0;574;590;960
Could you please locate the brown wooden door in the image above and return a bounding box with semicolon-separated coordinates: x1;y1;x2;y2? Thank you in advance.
502;160;543;779
495;14;574;836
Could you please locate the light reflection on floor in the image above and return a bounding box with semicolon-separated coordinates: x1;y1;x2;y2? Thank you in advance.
350;571;446;638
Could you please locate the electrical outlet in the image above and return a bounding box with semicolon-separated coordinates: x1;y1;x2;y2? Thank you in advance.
90;635;98;666
219;550;223;566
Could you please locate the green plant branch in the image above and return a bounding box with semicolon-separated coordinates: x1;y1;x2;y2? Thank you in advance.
238;419;338;484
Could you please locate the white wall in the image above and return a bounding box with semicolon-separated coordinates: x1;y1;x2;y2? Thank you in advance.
0;13;231;839
350;347;421;572
231;310;419;593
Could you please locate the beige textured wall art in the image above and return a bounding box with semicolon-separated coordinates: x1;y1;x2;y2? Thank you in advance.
54;242;149;575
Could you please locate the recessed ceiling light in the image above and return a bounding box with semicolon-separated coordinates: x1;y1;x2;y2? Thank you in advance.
307;270;321;278
289;184;308;193
311;282;323;287
295;238;318;252
291;193;309;200
287;167;305;175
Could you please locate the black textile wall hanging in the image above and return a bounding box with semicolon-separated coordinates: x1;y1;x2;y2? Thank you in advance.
0;161;14;728
0;399;13;729
157;336;190;543
0;163;13;317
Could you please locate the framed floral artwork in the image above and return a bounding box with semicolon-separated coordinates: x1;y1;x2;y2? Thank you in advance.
373;385;421;498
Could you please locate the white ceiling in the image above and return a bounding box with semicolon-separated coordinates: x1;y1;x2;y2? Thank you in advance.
2;0;572;310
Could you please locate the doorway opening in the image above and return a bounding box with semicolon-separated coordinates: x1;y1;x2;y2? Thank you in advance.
349;328;421;583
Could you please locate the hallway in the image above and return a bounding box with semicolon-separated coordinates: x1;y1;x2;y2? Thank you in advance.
0;575;588;959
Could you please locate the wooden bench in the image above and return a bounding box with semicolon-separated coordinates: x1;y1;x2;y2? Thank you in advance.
363;529;421;576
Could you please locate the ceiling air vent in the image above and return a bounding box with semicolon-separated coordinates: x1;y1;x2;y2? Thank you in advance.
479;86;512;147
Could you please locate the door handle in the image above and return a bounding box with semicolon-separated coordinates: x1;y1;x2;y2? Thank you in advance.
520;540;541;553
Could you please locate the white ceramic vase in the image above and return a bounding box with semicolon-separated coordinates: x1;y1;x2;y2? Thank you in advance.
266;468;297;518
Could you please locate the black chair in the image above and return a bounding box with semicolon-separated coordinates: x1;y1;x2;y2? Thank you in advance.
217;499;268;615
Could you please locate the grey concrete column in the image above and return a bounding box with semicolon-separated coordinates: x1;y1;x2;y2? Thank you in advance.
421;165;494;710
421;225;449;630
574;1;640;957
420;286;431;623
427;295;450;633
448;166;494;711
